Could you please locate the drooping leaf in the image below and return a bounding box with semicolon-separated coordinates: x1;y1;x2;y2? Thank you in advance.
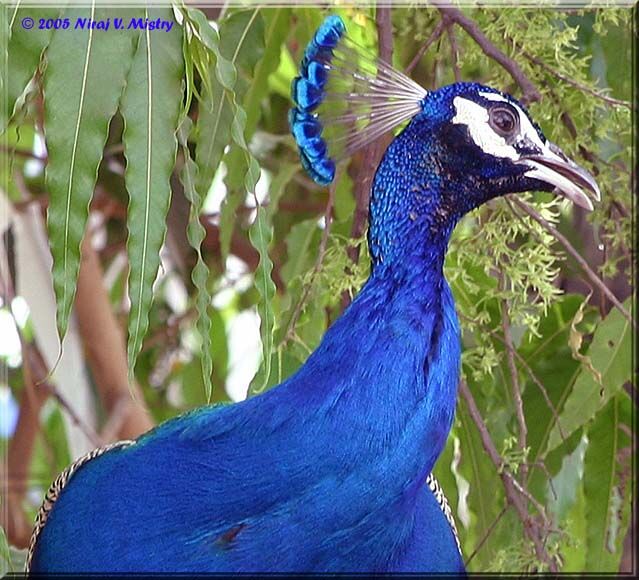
560;471;587;572
193;7;264;232
178;117;213;400
546;433;587;527
546;298;632;453
181;308;230;408
44;4;138;340
519;295;590;463
189;9;271;397
248;204;276;395
214;9;266;260
456;398;505;566
221;6;289;263
122;6;184;375
583;395;632;571
1;4;61;133
243;7;290;138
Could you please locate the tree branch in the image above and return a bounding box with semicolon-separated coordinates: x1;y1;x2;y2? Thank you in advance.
436;6;541;104
459;310;566;444
347;5;394;267
521;48;633;110
445;17;462;82
283;180;337;345
405;19;446;75
459;381;559;572
75;235;154;440
508;197;634;328
501;296;529;481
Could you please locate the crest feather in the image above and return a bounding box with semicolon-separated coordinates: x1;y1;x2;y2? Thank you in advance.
290;15;428;185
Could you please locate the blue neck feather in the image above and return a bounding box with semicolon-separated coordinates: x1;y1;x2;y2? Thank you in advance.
368;110;464;270
279;129;462;491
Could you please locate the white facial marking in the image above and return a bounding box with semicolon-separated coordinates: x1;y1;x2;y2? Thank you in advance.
479;90;545;150
451;96;518;159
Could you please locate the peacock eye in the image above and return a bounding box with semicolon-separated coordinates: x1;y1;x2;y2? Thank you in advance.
489;105;518;137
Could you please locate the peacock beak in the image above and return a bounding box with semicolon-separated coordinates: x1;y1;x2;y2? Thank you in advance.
519;141;601;211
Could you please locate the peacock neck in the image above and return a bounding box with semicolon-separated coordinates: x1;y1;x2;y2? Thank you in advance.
340;122;465;482
296;158;461;488
367;115;461;272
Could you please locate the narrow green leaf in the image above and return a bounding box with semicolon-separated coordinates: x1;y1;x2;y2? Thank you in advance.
546;434;587;525
0;525;12;575
248;204;276;395
177;117;213;401
122;6;184;374
281;218;321;286
194;8;264;215
560;473;587;572
583;395;630;571
243;7;290;137
44;4;138;340
192;9;273;396
2;5;61;132
546;298;632;453
220;8;290;266
456;398;505;564
519;295;587;463
213;9;265;259
181;308;229;408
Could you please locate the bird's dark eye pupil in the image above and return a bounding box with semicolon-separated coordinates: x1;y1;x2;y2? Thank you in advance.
490;107;517;135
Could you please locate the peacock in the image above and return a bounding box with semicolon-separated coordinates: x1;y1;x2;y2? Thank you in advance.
27;15;599;573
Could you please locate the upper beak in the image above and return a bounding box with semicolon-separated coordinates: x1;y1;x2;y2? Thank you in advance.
518;141;601;211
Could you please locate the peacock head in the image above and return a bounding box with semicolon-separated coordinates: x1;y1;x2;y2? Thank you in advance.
290;15;599;258
399;82;600;213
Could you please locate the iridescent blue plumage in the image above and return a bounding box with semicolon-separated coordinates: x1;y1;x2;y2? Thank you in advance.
28;14;599;574
289;15;428;186
289;16;347;184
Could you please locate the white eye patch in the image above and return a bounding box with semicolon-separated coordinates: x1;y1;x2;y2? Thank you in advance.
452;96;518;159
478;91;545;150
451;92;545;159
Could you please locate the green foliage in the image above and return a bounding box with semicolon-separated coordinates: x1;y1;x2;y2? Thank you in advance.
583;395;632;571
122;6;184;377
1;4;59;132
44;5;138;341
178;117;213;400
1;3;633;575
547;297;632;452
